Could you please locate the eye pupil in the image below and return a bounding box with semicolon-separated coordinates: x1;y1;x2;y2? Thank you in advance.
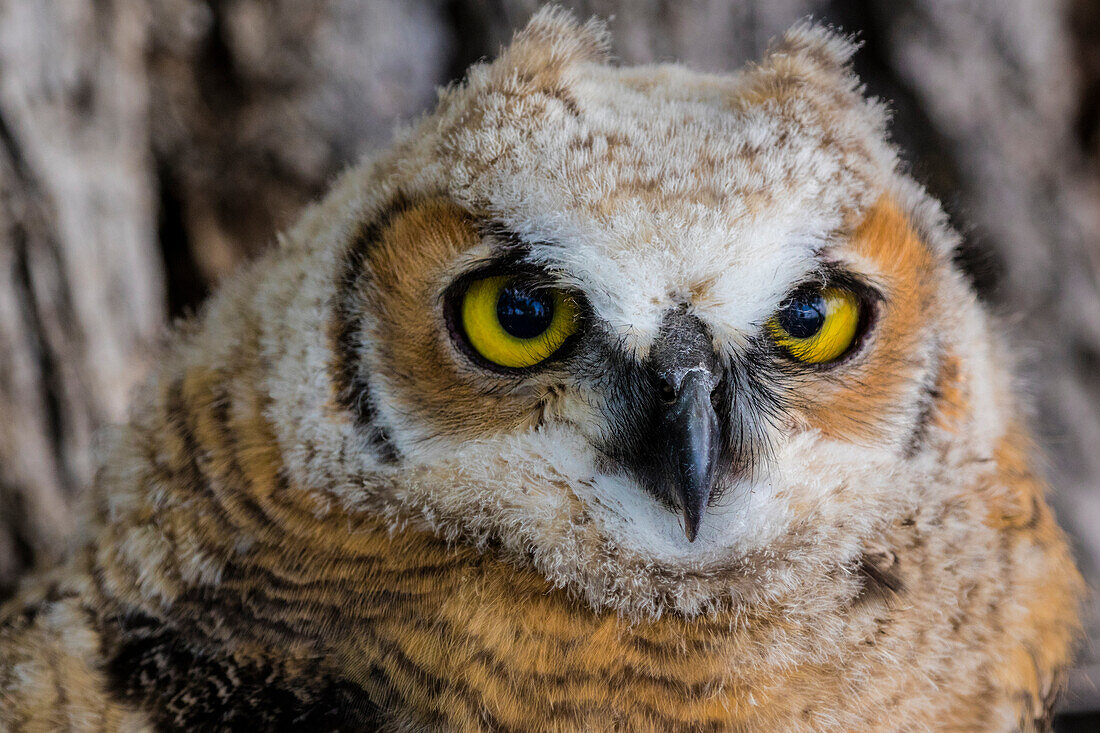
778;293;826;338
497;282;554;339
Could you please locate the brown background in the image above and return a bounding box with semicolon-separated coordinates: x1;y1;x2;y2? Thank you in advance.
2;0;1099;721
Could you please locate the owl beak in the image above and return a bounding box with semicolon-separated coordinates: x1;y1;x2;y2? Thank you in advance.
663;368;721;542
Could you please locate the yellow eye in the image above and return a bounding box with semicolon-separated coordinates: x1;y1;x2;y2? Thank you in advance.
459;275;579;369
767;286;862;364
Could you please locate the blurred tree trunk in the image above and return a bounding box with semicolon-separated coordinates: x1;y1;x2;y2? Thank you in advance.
2;0;1099;712
0;0;162;592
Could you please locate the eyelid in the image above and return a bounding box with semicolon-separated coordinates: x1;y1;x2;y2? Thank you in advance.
450;260;557;295
817;265;882;300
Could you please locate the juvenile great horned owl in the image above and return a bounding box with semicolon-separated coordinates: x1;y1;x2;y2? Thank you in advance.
0;8;1083;732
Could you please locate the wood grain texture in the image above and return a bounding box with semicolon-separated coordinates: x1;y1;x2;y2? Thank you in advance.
0;0;163;597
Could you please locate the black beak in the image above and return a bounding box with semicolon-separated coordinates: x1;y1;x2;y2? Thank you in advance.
660;369;720;542
602;306;728;543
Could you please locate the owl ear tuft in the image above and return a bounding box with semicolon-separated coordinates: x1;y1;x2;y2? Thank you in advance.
767;22;861;79
501;5;612;74
739;23;864;106
735;23;889;150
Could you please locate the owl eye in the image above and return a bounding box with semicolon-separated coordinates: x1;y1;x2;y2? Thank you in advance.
458;274;579;369
767;286;861;364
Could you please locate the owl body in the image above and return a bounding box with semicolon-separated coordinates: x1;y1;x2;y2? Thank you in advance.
0;9;1081;732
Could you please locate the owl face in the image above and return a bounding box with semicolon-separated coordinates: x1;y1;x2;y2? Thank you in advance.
277;11;998;616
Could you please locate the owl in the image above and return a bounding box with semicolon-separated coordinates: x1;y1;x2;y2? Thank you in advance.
0;7;1083;732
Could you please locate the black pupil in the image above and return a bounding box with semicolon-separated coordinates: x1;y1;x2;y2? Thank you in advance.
497;282;554;339
778;292;826;338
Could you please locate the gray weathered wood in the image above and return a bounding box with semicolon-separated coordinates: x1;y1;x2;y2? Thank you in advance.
0;0;163;593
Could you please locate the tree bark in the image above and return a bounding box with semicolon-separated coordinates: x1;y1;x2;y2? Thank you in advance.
0;0;162;594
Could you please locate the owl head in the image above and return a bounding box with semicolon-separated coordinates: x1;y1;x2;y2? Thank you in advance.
217;8;1007;618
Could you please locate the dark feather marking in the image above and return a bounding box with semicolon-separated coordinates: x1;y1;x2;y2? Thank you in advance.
904;346;944;458
100;610;382;732
855;549;905;607
328;193;420;464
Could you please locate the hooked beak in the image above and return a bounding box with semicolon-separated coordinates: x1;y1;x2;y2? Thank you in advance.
603;306;729;543
660;369;721;542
